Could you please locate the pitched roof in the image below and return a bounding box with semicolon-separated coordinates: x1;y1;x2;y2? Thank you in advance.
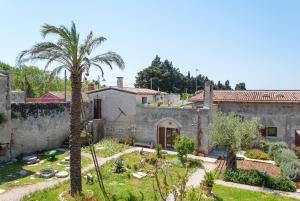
189;90;300;103
43;91;90;102
87;86;168;95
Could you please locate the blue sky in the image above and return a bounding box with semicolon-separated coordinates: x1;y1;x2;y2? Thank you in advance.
1;0;300;89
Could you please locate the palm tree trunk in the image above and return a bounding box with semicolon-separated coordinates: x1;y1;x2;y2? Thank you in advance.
70;73;82;195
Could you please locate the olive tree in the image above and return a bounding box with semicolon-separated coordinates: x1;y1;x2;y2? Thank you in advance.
209;112;261;168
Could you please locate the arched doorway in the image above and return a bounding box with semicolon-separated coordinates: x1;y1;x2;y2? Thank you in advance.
155;118;182;149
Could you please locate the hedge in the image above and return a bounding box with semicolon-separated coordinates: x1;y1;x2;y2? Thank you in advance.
224;168;296;192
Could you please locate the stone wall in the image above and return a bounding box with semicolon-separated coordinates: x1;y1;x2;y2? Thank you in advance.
0;71;11;160
10;103;70;157
218;102;300;146
11;91;25;103
135;105;198;143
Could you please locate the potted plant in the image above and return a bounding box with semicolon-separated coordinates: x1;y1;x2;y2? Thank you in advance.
201;171;215;195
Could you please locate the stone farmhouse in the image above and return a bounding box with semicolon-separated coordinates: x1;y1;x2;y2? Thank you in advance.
189;88;300;147
2;70;300;162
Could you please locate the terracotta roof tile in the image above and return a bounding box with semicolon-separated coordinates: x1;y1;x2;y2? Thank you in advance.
87;86;168;95
189;90;300;103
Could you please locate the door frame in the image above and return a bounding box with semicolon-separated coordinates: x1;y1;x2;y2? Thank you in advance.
157;126;180;149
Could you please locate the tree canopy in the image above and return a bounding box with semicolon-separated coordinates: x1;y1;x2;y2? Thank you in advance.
0;62;97;98
135;56;243;93
209;112;261;168
235;82;246;90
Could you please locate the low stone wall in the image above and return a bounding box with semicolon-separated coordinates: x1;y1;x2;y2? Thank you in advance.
10;103;71;157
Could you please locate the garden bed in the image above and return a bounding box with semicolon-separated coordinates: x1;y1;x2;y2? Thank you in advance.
0;150;91;191
217;159;281;177
21;151;201;200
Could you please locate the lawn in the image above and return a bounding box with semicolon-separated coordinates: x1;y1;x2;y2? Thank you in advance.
21;151;201;200
0;150;91;191
213;184;299;201
82;139;129;157
186;184;299;201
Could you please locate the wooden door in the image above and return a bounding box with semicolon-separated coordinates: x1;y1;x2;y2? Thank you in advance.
93;99;102;119
158;127;165;148
295;130;300;147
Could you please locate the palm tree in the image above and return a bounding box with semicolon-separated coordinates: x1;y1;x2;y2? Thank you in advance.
17;22;125;195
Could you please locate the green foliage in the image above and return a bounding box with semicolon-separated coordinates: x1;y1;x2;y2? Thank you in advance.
113;159;125;173
174;136;195;162
245;149;271;160
214;80;232;90
259;139;270;152
0;61;11;70
224;168;296;192
154;144;162;158
274;149;297;165
235;82;246;90
293;146;300;158
203;171;215;187
209;112;261;154
135;55;239;94
281;160;300;181
0;112;7;125
268;141;288;157
180;92;191;100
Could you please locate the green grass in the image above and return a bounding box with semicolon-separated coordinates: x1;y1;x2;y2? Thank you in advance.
82;139;129;157
0;150;91;190
187;184;299;201
21;151;201;201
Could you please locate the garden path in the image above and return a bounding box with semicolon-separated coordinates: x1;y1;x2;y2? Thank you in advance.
0;147;139;201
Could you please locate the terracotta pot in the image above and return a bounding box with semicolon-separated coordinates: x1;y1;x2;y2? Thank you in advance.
296;182;300;189
201;184;213;195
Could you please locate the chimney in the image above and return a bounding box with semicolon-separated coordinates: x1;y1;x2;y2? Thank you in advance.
117;77;124;88
88;83;95;91
203;81;213;108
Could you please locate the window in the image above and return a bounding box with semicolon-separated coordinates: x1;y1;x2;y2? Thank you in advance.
267;127;277;137
142;97;147;104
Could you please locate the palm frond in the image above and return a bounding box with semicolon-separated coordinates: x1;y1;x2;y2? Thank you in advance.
90;51;125;70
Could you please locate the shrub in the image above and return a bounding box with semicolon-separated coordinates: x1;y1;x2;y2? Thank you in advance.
245;149;271;160
174;136;194;162
265;176;296;192
259;139;270;152
224;169;265;186
113;159;125;173
154;144;162;158
203;171;215;187
268;141;288;157
274;149;297;165
293;146;300;159
281;160;300;181
223;168;296;192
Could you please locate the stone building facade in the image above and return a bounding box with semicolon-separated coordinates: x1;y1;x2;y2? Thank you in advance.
88;78;214;154
189;87;300;147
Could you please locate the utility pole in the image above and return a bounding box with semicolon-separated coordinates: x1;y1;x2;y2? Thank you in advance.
150;78;153;90
64;70;67;102
195;68;199;93
98;75;100;89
